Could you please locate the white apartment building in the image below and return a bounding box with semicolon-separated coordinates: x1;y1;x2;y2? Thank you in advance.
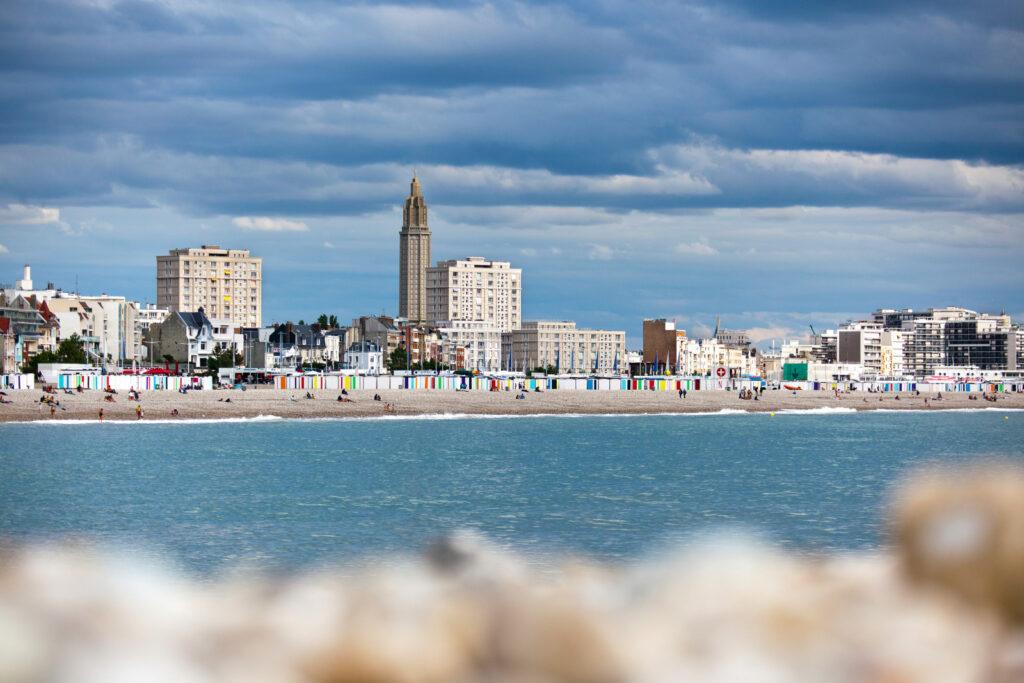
436;320;504;372
900;307;975;377
837;321;883;373
502;321;626;373
135;303;169;361
79;295;140;365
43;294;138;366
677;338;757;376
156;246;262;328
880;330;906;377
426;257;521;332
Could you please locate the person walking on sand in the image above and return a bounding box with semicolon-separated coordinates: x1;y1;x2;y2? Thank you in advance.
135;404;143;420
98;408;104;421
50;404;56;418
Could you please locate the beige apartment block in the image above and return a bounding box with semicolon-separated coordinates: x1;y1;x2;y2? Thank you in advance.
156;246;262;328
503;321;626;373
399;175;431;324
426;257;521;332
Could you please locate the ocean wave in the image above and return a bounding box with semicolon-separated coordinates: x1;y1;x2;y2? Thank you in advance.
7;405;1020;426
868;407;1024;414
775;406;859;415
10;414;286;425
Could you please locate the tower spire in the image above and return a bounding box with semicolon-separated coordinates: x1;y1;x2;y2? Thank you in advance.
399;174;431;324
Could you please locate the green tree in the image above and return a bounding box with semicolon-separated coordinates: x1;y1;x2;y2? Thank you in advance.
417;358;449;371
56;335;87;364
317;314;329;328
205;347;242;377
328;314;339;328
23;334;87;375
386;345;408;372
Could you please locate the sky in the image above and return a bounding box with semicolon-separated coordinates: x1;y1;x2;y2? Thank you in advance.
0;0;1021;346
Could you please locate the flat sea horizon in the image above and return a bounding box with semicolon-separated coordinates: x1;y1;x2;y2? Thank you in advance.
3;411;1022;574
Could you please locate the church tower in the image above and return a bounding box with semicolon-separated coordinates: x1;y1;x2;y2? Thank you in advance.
399;173;431;324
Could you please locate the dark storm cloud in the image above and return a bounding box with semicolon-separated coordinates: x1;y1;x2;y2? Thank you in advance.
0;0;1022;329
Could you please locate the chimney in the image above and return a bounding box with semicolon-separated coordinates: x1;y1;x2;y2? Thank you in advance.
16;264;33;291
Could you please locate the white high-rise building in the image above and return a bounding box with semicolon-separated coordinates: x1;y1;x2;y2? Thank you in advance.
837;321;883;373
880;330;906;377
426;257;521;332
156;246;262;328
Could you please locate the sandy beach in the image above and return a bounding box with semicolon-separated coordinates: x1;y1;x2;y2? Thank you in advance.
3;386;1022;422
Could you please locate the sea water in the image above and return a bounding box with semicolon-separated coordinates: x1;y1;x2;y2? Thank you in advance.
2;411;1022;574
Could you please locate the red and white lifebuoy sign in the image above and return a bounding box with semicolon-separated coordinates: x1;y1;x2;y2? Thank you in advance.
716;366;727;378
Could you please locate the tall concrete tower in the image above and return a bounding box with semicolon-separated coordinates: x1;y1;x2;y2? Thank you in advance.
399;174;431;324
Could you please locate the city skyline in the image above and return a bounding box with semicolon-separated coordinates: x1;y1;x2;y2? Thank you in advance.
0;1;1021;344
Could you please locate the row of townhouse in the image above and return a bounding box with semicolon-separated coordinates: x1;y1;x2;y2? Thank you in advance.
1;267;152;373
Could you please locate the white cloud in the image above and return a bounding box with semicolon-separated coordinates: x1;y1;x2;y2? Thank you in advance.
0;203;62;225
744;326;798;344
232;216;308;232
674;240;717;256
519;247;537;256
323;241;336;249
0;243;8;254
588;244;614;260
429;163;718;197
653;144;1024;210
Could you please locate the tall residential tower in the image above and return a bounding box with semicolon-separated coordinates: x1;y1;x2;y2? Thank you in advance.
156;245;262;328
398;174;431;324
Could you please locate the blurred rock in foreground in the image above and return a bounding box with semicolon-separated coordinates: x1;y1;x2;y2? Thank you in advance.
2;464;1023;683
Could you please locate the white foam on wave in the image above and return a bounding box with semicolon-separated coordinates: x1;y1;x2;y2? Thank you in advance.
8;405;1018;426
776;406;859;415
9;414;286;426
4;409;757;426
870;407;1024;414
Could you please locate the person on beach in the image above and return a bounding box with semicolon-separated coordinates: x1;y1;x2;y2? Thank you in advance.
374;393;381;401
135;404;143;420
50;404;56;418
171;408;179;417
98;408;104;421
